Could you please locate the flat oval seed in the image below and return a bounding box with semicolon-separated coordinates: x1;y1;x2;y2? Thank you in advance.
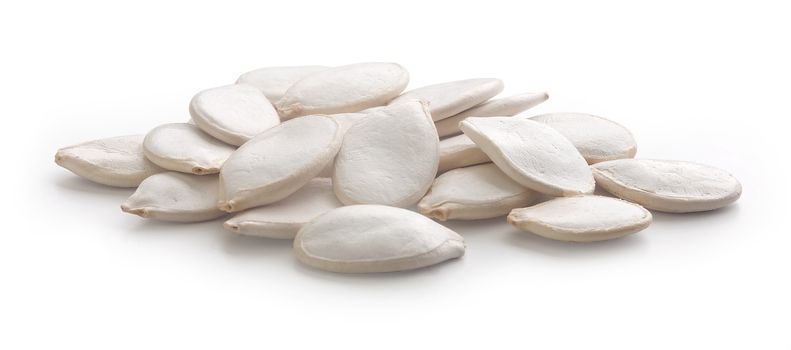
219;115;342;213
591;159;742;213
438;134;490;173
418;163;540;221
507;195;652;242
189;84;280;146
236;65;329;103
275;62;409;119
460;117;595;196
435;92;549;138
121;172;225;222
55;135;164;187
143;123;236;175
294;205;465;273
530;113;637;164
223;178;342;239
333;101;439;207
389;78;504;121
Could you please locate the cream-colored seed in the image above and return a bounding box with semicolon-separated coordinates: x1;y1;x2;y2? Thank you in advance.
460;117;595;196
435;92;549;138
508;195;652;242
143;123;236;175
121;172;226;222
419;163;540;221
219;115;342;213
294;205;465;273
55;135;164;187
591;159;742;213
189;84;280;146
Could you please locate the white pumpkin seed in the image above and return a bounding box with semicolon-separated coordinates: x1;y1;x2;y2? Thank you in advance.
418;163;540;221
507;195;652;242
219;115;342;212
55;135;164;187
591;159;742;213
389;78;504;121
223;178;342;239
294;205;465;273
275;62;409;119
189;84;280;146
333;101;438;207
460;117;595;196
531;113;637;164
438;134;490;173
236;65;329;103
121;172;225;222
143;123;236;175
435;92;549;137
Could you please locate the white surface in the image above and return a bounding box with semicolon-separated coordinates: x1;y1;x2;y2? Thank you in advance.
1;0;789;349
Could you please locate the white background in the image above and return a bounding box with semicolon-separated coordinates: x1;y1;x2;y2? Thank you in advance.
1;1;789;349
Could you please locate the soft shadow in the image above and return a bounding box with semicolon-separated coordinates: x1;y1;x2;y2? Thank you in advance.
290;256;463;284
217;230;293;257
504;227;649;258
54;175;133;198
650;204;742;225
123;217;227;237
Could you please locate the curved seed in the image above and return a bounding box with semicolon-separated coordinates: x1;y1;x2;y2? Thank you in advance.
143;123;236;175
236;65;329;103
389;78;504;121
219;115;342;212
419;163;540;221
121;172;225;222
508;195;652;242
531;113;637;164
189;84;280;146
55;135;164;187
223;178;342;239
591;159;742;213
275;62;409;119
435;92;549;137
294;205;465;273
460;117;595;196
333;101;438;207
438;134;490;173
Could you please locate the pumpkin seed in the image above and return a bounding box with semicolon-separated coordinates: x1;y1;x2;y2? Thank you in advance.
219;115;342;212
389;78;504;121
189;84;280;146
294;205;465;273
143;123;236;175
460;117;595;196
121;172;225;222
419;163;540;221
55;135;164;187
333;101;438;207
275;62;409;119
591;159;742;213
531;113;637;164
508;195;652;242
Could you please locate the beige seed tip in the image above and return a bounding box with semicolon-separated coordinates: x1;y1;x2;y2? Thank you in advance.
121;204;149;218
218;200;235;213
223;221;241;233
